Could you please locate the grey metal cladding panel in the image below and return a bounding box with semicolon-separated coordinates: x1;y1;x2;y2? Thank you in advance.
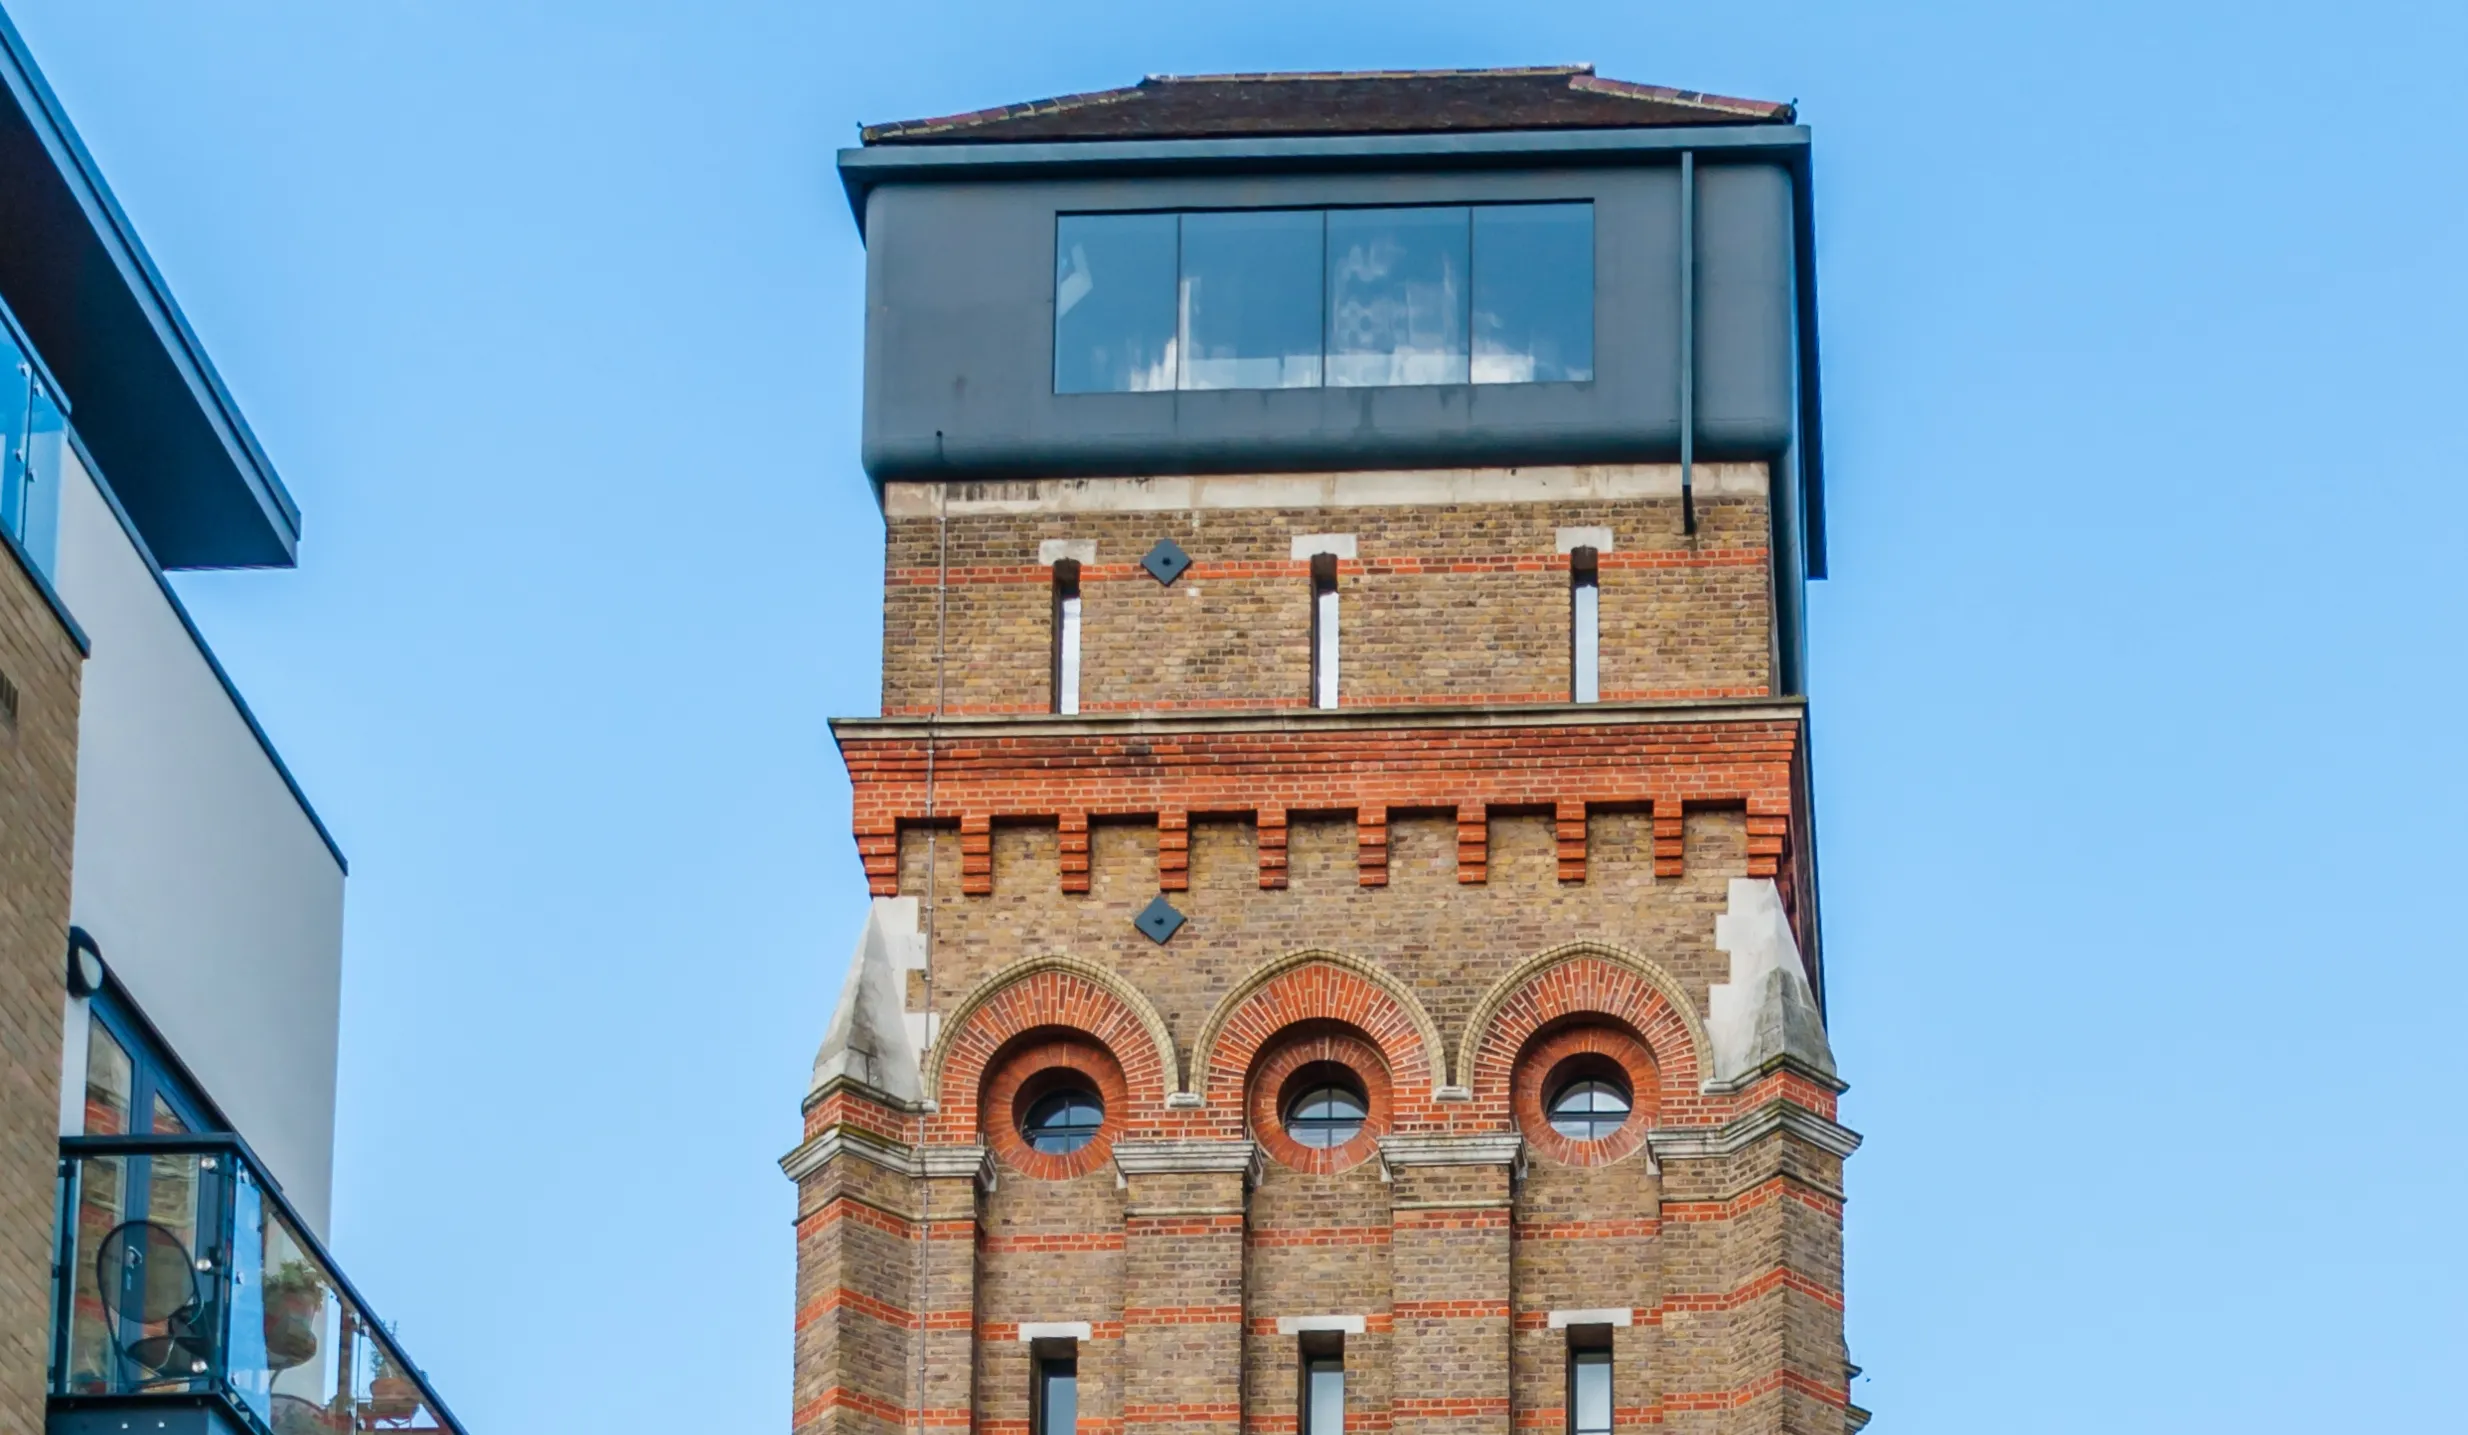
1693;163;1795;452
860;163;1796;481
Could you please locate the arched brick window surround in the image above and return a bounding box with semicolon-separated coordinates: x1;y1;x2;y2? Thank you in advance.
1464;948;1709;1129
1513;1023;1659;1168
1249;1026;1392;1175
984;1033;1129;1181
1197;956;1439;1123
930;958;1176;1145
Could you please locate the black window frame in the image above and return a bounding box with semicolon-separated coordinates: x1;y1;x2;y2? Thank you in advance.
83;978;217;1137
1033;1348;1079;1435
1299;1332;1345;1435
1566;1327;1614;1435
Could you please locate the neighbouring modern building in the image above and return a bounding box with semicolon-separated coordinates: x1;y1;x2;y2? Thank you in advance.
0;13;465;1434
787;65;1862;1435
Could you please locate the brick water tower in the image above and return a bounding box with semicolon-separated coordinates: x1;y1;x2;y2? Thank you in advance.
787;67;1861;1435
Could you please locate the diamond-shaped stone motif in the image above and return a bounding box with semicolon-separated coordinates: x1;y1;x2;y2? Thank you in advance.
1133;894;1187;945
1141;537;1192;586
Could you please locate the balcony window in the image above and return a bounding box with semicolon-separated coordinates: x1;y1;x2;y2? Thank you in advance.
1054;204;1592;394
80;986;212;1139
53;1132;463;1432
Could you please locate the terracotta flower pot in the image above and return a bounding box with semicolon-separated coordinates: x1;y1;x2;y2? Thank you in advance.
264;1288;321;1367
368;1375;420;1422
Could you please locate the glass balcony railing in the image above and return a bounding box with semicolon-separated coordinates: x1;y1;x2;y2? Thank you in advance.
0;295;65;581
51;1133;467;1435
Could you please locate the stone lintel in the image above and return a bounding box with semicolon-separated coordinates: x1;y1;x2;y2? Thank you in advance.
780;1124;916;1184
1112;1138;1261;1182
1645;1102;1861;1164
1377;1133;1524;1167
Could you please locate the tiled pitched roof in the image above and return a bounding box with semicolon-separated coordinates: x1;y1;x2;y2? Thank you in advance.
861;65;1792;145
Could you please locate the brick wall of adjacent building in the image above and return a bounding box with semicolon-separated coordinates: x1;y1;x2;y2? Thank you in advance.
792;465;1856;1435
0;549;82;1432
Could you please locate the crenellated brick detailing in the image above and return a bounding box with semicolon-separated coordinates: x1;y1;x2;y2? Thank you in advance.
1653;796;1686;878
1255;805;1288;889
1356;805;1388;887
1059;809;1091;893
1157;809;1190;891
1746;800;1790;880
960;811;994;896
1456;802;1487;883
1555;800;1588;883
841;714;1804;899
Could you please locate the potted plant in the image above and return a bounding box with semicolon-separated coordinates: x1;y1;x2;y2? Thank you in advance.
261;1260;324;1368
367;1347;421;1423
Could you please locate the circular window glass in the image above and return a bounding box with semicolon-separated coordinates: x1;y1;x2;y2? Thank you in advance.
1283;1079;1368;1149
1020;1086;1104;1154
1547;1075;1633;1142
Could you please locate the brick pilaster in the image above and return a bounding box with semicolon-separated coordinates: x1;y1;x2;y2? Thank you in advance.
1649;1099;1857;1435
1117;1143;1252;1435
1383;1137;1519;1435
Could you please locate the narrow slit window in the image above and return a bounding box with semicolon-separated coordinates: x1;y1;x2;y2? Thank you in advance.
1570;546;1600;704
1302;1342;1344;1435
1568;1342;1612;1435
1309;553;1339;709
1052;559;1082;716
1035;1354;1079;1435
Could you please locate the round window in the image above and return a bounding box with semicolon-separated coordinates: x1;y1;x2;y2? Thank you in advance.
1546;1074;1633;1142
1019;1086;1104;1154
1282;1078;1368;1149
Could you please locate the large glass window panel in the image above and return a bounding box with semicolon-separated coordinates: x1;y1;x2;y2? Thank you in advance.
1571;1349;1612;1435
1473;203;1594;383
1037;1357;1079;1435
1305;1355;1345;1435
1055;214;1178;394
1178;210;1323;390
1325;207;1469;386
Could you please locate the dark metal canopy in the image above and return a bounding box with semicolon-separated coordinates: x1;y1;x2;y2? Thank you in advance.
0;12;300;569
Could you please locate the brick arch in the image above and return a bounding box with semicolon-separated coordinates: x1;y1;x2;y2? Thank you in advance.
1194;952;1441;1113
1460;942;1710;1122
927;957;1178;1141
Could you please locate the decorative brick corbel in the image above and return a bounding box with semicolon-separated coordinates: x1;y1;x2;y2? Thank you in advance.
959;812;993;896
1746;796;1789;880
1357;805;1389;887
1652;796;1686;879
1058;810;1090;894
1457;802;1488;884
858;819;900;898
1555;800;1587;884
1157;810;1189;892
1256;806;1289;890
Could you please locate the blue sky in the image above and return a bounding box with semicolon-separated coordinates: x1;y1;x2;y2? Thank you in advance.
11;1;2466;1430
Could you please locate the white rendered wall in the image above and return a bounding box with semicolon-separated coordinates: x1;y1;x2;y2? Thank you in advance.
50;446;345;1235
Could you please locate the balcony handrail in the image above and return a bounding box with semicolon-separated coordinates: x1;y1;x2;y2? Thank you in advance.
57;1131;470;1435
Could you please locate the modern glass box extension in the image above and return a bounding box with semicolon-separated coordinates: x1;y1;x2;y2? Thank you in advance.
1055;203;1593;393
847;149;1811;487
